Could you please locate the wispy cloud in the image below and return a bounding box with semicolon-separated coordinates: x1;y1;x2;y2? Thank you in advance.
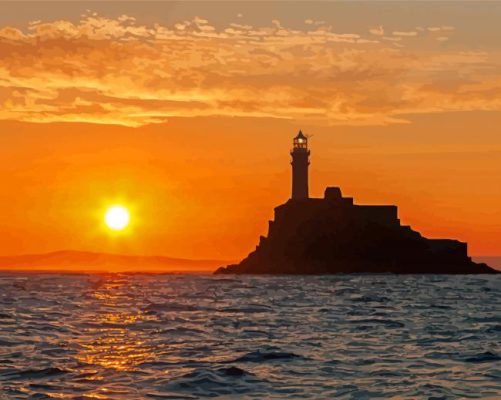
393;31;418;37
369;25;384;36
0;14;500;127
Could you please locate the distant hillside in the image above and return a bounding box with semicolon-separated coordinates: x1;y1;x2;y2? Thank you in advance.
0;250;231;273
473;256;501;271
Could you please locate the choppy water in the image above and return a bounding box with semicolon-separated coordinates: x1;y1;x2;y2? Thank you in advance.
0;273;500;399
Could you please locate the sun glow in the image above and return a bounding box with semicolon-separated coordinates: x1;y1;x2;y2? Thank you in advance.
104;205;130;231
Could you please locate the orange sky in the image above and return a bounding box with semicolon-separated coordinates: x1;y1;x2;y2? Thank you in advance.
0;2;500;260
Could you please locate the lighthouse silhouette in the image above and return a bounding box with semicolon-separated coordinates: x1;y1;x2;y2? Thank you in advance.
291;130;310;199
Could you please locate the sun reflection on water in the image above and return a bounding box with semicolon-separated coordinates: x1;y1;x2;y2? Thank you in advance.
76;275;156;372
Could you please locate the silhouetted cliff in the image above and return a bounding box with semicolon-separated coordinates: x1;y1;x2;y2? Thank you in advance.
216;187;497;274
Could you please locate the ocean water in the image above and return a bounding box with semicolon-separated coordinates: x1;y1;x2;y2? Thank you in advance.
0;273;500;399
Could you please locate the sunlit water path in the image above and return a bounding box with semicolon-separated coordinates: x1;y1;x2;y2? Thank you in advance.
0;273;500;399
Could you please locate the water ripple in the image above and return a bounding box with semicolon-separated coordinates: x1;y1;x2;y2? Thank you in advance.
0;273;500;399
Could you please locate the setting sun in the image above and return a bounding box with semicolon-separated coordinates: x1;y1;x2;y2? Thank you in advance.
105;206;130;231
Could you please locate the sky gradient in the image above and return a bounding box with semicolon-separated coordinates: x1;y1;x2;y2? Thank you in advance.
1;1;500;260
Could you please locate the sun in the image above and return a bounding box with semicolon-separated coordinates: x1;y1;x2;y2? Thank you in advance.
104;205;130;231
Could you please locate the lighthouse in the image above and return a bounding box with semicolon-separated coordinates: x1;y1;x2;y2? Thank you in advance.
291;130;310;199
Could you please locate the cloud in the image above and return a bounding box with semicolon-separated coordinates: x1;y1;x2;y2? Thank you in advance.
0;14;500;127
393;31;418;37
369;26;384;36
428;26;455;32
305;19;325;26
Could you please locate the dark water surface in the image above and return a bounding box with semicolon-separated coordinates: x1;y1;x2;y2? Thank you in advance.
0;273;500;399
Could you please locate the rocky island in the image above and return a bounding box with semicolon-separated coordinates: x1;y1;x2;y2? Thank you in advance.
216;131;497;275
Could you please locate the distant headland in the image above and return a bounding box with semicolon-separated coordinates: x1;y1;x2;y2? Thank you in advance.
0;250;229;273
216;131;497;275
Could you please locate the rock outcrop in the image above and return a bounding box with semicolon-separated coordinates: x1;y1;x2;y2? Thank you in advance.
216;187;497;274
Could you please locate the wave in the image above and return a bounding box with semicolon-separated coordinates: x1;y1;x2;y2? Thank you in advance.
350;295;391;303
217;366;250;377
161;366;264;397
485;325;501;333
463;351;501;363
147;392;198;399
219;305;273;314
232;349;303;363
1;367;68;380
144;303;200;312
348;318;405;328
159;327;205;336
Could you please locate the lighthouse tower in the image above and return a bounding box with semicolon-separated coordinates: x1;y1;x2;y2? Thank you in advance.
291;130;310;200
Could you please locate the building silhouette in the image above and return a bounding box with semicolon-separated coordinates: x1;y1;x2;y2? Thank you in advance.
216;131;497;274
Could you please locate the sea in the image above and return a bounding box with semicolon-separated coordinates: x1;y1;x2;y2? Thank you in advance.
0;273;500;399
